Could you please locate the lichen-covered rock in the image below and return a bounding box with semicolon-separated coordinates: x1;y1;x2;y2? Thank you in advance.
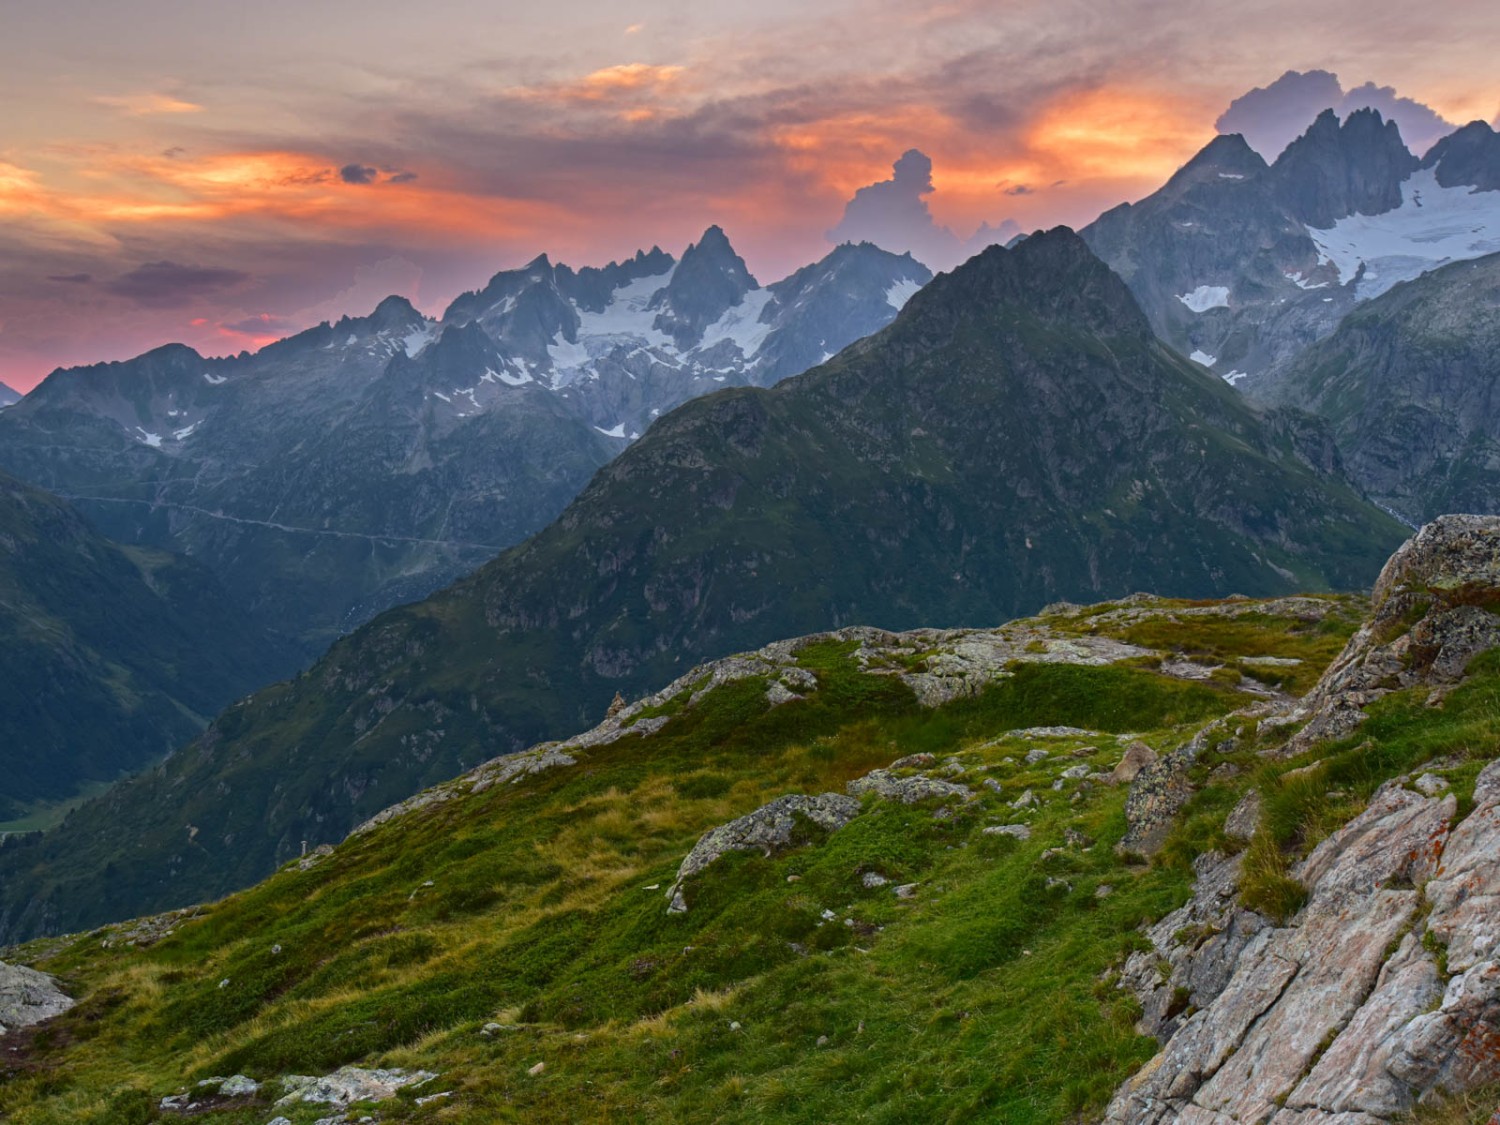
1277;516;1500;758
1223;790;1262;842
665;793;861;913
275;1066;436;1107
0;960;74;1034
846;770;973;805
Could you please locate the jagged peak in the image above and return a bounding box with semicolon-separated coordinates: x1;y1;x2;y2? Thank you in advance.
1185;132;1268;174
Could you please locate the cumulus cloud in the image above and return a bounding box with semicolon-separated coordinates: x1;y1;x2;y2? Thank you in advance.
339;163;379;184
826;150;1022;271
826;150;963;268
104;261;251;307
1218;70;1457;160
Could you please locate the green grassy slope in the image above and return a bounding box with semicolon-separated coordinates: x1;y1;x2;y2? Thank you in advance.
0;472;301;823
14;592;1483;1124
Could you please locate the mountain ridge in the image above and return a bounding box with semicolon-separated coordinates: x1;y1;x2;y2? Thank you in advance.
0;226;1404;940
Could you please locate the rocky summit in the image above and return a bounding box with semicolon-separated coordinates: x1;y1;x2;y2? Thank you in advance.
3;518;1499;1123
1083;111;1500;391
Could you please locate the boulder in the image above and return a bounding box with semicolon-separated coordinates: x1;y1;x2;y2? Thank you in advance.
665;793;861;913
0;961;74;1034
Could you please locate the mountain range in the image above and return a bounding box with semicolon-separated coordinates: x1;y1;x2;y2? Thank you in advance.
0;235;928;651
0;228;1404;940
0;471;299;828
1266;250;1500;525
1083;111;1500;391
0;383;18;409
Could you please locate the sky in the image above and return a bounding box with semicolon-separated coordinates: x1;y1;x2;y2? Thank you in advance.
2;0;1498;391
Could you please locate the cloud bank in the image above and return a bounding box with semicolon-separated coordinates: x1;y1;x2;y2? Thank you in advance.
1218;70;1458;159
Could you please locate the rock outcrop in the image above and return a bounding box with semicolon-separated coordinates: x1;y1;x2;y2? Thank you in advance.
1105;516;1500;1123
665;794;861;913
1276;514;1500;757
0;960;74;1034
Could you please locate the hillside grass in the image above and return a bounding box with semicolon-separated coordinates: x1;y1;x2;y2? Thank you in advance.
11;594;1493;1124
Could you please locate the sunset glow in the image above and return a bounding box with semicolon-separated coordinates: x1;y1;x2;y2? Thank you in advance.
1;0;1496;391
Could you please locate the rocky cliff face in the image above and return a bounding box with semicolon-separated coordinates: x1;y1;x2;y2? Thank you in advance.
1083;112;1500;394
1105;515;1500;1124
1266;252;1500;527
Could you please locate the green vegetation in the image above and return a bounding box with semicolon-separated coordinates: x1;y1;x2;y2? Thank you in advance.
7;586;1500;1123
0;472;299;822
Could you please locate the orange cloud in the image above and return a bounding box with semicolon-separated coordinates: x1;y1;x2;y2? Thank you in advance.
14;148;572;248
514;63;686;105
91;92;203;116
1026;86;1212;184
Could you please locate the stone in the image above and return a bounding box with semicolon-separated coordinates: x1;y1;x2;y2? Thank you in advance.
0;961;74;1035
275;1067;437;1107
894;883;919;899
765;681;801;707
1061;764;1092;780
1011;789;1038;809
219;1074;259;1097
889;753;936;770
1424;760;1500;973
846;770;973;805
1413;773;1450;797
983;824;1032;840
606;691;627;719
860;871;889;888
528;1061;546;1076
665;792;861;912
1223;789;1263;842
1025;749;1050;764
160;1094;192;1110
1110;742;1158;785
1105;785;1458;1124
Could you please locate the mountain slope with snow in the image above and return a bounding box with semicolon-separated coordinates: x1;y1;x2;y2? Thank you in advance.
0;236;930;647
1084;111;1500;395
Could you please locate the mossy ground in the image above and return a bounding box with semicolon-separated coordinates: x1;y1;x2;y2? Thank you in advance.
5;594;1494;1124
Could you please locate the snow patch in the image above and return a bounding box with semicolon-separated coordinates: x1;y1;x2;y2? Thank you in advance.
595;422;627;438
571;265;676;351
1189;350;1217;367
1222;370;1249;386
1283;271;1329;290
172;423;198;441
1306;168;1500;299
885;278;923;310
1217;172;1246;181
1177;286;1230;313
202;372;227;386
134;428;163;448
402;325;436;358
697;288;776;358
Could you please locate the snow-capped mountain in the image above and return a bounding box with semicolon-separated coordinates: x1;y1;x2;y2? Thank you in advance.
1083;110;1500;392
437;229;931;439
0;382;19;409
0;233;931;647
